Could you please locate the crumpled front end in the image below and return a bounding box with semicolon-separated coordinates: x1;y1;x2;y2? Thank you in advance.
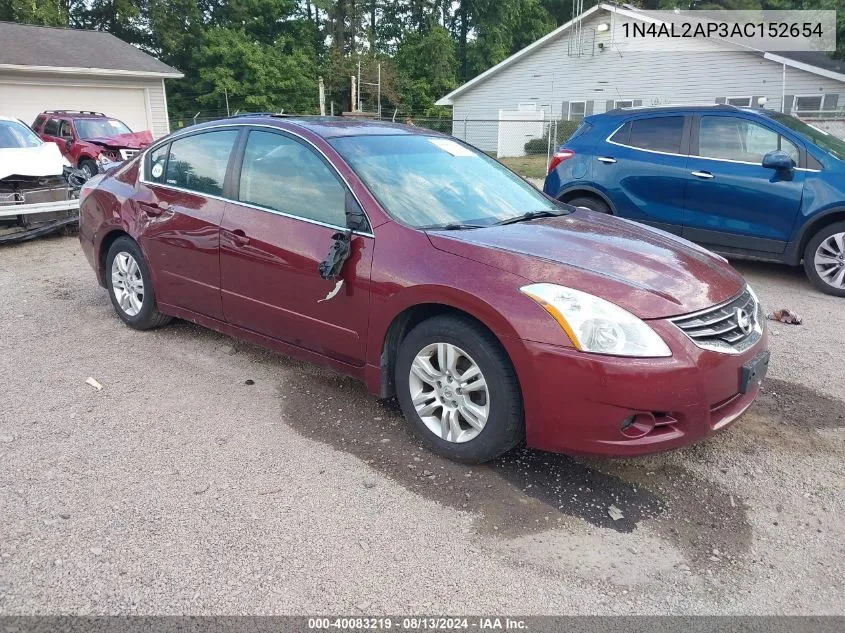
0;171;79;244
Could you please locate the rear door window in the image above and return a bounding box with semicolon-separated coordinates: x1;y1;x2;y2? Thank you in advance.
626;116;685;153
59;120;74;138
164;130;238;196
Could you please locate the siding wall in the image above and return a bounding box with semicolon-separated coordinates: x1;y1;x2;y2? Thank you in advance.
449;9;845;152
0;72;171;138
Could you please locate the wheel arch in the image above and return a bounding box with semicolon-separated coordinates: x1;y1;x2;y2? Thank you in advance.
789;207;845;264
557;185;617;215
376;301;521;400
96;228;131;287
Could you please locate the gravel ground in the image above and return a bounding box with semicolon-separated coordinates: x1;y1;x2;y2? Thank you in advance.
0;235;842;615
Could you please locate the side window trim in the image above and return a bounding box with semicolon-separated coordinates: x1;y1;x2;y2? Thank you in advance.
138;123;375;236
691;114;808;169
605;115;691;157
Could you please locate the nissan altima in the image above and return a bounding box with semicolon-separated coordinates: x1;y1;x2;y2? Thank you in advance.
78;116;769;463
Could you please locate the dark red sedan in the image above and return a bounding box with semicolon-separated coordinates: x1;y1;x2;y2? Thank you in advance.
78;116;769;463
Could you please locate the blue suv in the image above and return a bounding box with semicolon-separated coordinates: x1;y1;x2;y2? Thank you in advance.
544;105;845;296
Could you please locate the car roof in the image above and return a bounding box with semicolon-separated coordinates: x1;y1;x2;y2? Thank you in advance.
186;114;446;140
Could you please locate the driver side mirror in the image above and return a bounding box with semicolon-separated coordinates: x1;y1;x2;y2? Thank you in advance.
762;149;794;171
345;192;369;233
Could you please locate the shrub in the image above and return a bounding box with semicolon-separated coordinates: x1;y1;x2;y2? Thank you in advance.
523;119;582;154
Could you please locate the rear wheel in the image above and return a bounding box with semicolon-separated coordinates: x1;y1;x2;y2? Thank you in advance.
566;195;611;215
105;236;171;329
394;315;524;463
803;222;845;297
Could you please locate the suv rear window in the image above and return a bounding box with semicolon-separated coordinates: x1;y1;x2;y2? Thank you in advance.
32;115;46;132
626;116;685;154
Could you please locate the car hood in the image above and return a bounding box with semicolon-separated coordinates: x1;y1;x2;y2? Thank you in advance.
84;131;153;149
0;142;66;181
426;209;745;319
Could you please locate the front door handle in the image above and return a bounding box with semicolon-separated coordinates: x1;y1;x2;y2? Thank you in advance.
691;170;714;179
227;228;250;246
597;156;617;164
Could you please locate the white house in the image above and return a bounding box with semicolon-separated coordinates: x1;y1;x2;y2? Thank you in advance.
436;3;845;156
0;21;182;138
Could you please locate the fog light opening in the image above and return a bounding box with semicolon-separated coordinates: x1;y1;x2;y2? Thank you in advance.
620;412;656;438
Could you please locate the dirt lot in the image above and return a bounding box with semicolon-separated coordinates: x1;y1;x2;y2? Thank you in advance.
1;235;843;615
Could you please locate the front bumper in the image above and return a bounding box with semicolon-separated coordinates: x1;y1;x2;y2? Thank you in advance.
514;317;769;457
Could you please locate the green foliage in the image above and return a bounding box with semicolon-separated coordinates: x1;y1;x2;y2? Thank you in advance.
0;0;70;25
524;120;583;154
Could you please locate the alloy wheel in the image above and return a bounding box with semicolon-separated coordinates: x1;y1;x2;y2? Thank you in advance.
408;342;490;443
111;252;145;316
813;232;845;289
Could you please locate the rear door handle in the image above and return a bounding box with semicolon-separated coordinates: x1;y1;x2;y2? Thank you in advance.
691;170;714;179
597;156;617;164
227;228;250;246
138;200;169;216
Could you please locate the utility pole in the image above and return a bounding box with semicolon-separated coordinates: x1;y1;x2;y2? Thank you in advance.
357;58;362;111
318;76;326;116
224;88;230;117
350;75;357;112
377;63;381;119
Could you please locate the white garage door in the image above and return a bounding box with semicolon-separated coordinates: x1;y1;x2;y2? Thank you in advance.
0;81;151;133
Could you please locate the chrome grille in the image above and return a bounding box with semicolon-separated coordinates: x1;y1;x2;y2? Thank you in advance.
670;288;762;354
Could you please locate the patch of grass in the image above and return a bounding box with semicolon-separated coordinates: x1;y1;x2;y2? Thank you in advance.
497;154;548;179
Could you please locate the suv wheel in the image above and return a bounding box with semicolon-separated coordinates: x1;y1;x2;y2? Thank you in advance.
803;222;845;297
106;236;172;329
394;315;524;463
79;159;98;180
566;195;611;215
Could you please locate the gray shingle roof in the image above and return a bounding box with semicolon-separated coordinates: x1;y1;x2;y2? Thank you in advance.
0;21;182;77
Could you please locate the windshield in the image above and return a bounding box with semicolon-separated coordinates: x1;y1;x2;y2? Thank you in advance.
0;120;42;149
769;113;845;161
75;118;132;139
329;134;561;228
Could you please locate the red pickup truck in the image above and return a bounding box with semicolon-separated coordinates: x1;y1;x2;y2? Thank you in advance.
32;110;153;178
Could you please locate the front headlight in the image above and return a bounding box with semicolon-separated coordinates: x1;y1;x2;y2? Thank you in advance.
520;283;672;357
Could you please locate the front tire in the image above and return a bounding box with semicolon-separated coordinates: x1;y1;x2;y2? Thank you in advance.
78;159;98;180
803;222;845;297
105;236;171;329
395;315;524;463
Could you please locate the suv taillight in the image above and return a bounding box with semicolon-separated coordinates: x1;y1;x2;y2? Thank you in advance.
548;149;575;174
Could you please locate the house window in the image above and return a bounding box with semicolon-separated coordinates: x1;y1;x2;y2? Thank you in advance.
726;97;752;107
615;100;634;109
794;95;823;113
568;101;586;121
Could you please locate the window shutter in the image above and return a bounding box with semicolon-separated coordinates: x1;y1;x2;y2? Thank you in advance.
715;97;727;104
783;95;794;113
633;99;643;107
560;101;569;120
822;94;839;110
752;96;765;107
606;100;615;112
586;101;594;115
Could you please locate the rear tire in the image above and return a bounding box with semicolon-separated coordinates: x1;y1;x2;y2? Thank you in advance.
105;236;172;329
566;195;611;215
803;221;845;297
394;314;524;463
